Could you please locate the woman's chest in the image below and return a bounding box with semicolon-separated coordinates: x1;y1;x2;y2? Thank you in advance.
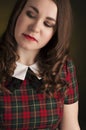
0;87;64;130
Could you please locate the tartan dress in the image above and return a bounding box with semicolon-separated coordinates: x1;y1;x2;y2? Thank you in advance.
0;59;79;130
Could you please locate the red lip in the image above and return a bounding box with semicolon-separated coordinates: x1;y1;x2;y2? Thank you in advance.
23;33;38;42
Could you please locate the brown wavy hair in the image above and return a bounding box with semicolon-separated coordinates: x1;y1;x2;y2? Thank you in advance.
0;0;73;95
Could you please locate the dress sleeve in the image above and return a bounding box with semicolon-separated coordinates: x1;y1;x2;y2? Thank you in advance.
62;58;79;104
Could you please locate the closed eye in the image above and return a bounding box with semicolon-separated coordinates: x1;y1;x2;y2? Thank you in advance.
44;21;56;28
26;11;37;18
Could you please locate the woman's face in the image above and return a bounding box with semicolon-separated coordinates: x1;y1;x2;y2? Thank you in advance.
14;0;57;53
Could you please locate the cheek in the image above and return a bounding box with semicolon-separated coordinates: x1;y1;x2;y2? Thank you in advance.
43;31;54;43
15;15;25;33
15;21;21;35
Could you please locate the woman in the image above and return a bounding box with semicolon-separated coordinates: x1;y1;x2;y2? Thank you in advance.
0;0;80;130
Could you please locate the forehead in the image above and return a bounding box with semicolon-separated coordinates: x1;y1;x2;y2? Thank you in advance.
24;0;58;18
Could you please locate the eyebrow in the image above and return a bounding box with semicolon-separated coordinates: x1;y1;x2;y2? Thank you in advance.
29;6;56;22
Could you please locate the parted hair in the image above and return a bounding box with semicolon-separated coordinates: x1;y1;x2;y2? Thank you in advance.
0;0;73;95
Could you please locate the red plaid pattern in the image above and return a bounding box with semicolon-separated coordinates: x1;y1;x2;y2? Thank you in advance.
0;59;79;130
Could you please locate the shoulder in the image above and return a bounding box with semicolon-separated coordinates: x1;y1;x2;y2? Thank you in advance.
61;57;79;104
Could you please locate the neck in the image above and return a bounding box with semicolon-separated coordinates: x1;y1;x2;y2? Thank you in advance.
17;48;39;66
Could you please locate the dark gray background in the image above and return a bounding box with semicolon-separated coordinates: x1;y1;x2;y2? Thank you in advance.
0;0;86;129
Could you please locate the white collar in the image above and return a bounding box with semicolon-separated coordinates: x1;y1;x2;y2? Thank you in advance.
12;62;41;80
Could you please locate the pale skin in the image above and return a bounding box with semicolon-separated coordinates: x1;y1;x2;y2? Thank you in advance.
14;0;80;129
60;101;80;130
15;0;57;65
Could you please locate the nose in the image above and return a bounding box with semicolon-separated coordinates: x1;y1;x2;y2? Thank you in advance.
29;20;42;33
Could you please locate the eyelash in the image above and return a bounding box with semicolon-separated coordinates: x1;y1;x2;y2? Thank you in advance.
26;11;55;28
44;22;55;28
26;11;36;18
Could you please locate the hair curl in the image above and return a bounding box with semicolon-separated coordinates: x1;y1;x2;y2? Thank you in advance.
0;0;73;95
